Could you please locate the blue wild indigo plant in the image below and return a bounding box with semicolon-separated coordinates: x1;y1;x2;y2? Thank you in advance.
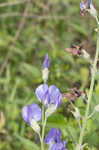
22;0;99;149
22;54;67;150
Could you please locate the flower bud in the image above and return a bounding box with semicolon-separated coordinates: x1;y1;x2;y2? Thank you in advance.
82;49;90;61
71;107;82;121
43;54;50;69
94;105;99;112
42;68;49;83
88;4;97;19
45;104;56;118
42;54;50;83
31;119;40;134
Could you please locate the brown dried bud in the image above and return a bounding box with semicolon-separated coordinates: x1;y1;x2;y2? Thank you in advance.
62;88;83;102
65;43;83;56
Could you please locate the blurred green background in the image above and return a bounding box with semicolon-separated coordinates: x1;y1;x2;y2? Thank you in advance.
0;0;99;150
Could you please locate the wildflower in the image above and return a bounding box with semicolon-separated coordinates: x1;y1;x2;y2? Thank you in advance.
42;54;50;83
35;84;62;108
80;0;92;16
45;128;62;145
22;103;42;133
45;128;67;150
80;0;97;19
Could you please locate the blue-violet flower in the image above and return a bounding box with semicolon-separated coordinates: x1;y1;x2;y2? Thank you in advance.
45;128;67;150
80;0;92;16
22;103;42;126
45;128;62;145
35;84;62;108
80;0;97;19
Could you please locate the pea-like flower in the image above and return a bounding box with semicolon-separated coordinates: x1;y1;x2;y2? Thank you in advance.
35;84;62;108
45;128;62;145
22;103;42;126
80;0;97;19
45;128;67;150
80;0;92;9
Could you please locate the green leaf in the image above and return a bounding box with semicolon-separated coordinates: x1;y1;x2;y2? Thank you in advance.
47;113;67;128
14;134;40;150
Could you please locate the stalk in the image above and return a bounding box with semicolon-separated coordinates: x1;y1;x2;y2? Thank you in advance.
41;105;45;150
77;30;99;150
41;105;47;150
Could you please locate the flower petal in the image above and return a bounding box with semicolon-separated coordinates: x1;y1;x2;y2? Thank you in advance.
43;53;50;69
22;103;42;125
48;85;62;108
88;0;92;8
55;129;62;143
35;84;49;104
50;142;67;150
80;1;86;11
45;128;57;145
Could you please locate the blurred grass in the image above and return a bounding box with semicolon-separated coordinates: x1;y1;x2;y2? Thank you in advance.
0;0;99;150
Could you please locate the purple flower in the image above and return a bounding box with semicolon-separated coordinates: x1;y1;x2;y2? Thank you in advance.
35;84;49;104
50;142;67;150
22;103;42;126
45;128;67;150
80;0;92;10
35;84;62;108
45;128;62;145
80;0;92;16
43;53;50;69
48;85;62;108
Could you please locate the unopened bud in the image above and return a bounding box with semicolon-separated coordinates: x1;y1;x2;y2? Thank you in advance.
82;49;90;61
45;104;56;118
71;107;81;121
31;119;40;134
88;4;97;19
42;68;49;83
94;105;99;112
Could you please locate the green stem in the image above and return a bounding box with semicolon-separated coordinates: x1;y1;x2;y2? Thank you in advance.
42;105;45;126
87;110;95;120
42;117;47;143
38;132;42;145
41;105;47;150
41;105;45;150
77;31;99;150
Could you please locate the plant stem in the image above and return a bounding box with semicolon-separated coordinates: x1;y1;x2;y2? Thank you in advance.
87;110;95;120
77;31;99;150
42;117;47;144
38;133;42;145
41;105;45;150
41;105;47;150
42;105;45;126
